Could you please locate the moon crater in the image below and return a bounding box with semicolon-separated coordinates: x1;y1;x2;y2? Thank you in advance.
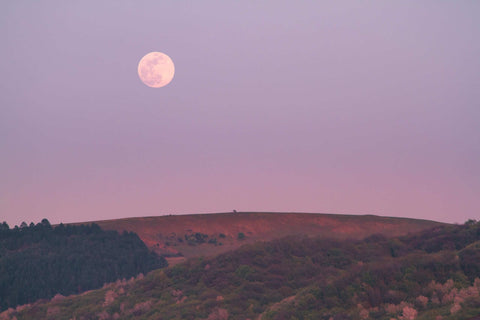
138;52;175;88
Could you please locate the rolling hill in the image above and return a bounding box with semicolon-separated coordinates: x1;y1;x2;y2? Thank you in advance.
86;212;446;264
6;220;480;320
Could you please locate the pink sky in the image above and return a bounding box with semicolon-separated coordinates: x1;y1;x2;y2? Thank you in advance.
1;2;479;226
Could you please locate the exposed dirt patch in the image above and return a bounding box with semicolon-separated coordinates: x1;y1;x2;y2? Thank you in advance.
165;256;186;266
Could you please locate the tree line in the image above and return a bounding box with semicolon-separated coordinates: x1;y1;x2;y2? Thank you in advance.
0;219;167;311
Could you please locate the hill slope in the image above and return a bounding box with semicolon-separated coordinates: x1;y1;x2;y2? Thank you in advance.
7;220;480;320
88;212;445;262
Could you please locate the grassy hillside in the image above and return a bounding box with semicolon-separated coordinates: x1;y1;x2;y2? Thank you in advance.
86;212;445;263
6;220;480;320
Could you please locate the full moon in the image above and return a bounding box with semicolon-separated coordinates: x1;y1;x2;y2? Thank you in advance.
137;52;175;88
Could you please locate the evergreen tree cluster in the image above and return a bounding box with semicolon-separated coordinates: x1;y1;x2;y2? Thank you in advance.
0;219;167;311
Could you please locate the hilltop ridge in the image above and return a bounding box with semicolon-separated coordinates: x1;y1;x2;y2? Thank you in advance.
81;212;446;262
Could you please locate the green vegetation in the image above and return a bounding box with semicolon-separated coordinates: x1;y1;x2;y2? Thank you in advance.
184;232;209;245
3;220;480;320
0;219;167;312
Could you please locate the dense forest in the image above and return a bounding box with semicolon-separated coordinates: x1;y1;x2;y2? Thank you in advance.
2;220;480;319
0;219;167;311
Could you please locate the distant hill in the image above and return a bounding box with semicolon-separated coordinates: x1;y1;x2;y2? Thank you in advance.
8;220;480;320
86;212;446;263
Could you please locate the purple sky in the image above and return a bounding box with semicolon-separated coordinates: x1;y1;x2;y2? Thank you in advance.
1;2;479;226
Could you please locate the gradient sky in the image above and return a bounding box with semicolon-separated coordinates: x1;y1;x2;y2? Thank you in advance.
1;1;479;226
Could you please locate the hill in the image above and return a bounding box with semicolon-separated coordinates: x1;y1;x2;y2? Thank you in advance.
87;212;445;263
6;220;480;320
